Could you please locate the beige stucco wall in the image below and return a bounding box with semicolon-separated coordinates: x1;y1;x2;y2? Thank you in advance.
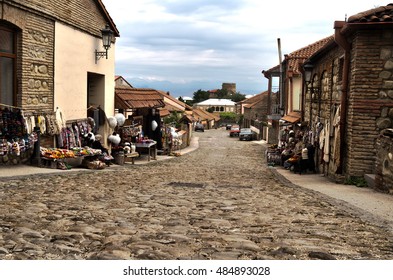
54;22;115;121
292;78;302;111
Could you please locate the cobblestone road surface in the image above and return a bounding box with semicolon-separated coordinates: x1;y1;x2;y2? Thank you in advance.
1;129;393;260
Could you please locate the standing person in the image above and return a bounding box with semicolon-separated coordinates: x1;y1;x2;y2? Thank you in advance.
300;145;309;173
307;143;316;173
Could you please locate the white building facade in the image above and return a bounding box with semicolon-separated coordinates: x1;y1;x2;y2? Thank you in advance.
194;98;236;113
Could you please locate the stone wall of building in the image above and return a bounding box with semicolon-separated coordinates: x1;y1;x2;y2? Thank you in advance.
222;83;236;94
304;46;344;179
347;30;393;177
11;0;107;38
3;3;54;112
375;132;393;194
2;0;110;113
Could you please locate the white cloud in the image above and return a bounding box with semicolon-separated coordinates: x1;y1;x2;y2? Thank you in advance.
103;0;387;96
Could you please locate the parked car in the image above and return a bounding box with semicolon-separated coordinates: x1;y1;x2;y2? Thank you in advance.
195;123;204;132
239;128;254;141
229;125;240;137
226;124;232;130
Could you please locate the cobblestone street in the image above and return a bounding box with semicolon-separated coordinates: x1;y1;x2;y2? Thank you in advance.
1;129;393;260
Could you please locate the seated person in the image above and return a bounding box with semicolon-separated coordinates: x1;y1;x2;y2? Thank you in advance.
92;134;113;163
281;147;294;166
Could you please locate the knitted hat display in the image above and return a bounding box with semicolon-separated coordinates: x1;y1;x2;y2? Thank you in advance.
87;117;95;129
108;133;121;145
114;113;126;127
107;116;117;129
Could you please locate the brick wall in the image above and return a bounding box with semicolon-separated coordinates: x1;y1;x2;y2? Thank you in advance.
347;30;393;177
305;29;393;182
10;0;107;37
2;0;109;113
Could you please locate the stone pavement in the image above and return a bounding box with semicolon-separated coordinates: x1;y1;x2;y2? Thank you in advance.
1;129;393;260
1;134;393;231
255;140;393;230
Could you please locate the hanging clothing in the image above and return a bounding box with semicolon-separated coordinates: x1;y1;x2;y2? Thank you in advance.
323;121;330;163
333;106;341;171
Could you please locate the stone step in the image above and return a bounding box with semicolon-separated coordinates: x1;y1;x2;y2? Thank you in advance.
364;174;375;188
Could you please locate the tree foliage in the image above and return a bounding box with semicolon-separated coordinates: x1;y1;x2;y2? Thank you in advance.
192;89;210;103
192;88;246;104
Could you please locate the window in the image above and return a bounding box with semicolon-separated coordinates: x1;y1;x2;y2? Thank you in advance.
0;25;16;106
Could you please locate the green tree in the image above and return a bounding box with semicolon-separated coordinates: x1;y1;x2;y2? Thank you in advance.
207;107;214;113
192;89;210;103
220;112;237;122
215;89;229;99
231;92;246;102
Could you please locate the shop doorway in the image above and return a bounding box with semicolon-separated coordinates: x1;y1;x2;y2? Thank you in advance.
87;72;105;108
87;72;105;134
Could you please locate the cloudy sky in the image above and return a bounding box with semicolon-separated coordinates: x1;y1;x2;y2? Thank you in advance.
102;0;386;98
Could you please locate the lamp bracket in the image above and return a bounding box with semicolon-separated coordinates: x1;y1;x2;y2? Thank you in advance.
95;50;108;64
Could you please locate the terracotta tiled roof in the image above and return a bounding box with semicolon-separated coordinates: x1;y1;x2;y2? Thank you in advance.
157;90;186;112
115;88;165;109
348;4;393;23
239;91;268;105
262;64;280;77
284;35;334;74
96;0;120;37
159;108;171;117
193;108;220;121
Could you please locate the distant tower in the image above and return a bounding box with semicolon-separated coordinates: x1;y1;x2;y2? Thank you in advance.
222;83;236;94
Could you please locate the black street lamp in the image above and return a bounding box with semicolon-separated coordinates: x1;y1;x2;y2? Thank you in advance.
95;24;114;63
303;63;313;86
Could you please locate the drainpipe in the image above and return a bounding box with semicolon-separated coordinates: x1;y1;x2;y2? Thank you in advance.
334;21;350;174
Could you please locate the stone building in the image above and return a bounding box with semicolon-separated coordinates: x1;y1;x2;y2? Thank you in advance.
239;91;270;140
0;0;119;147
302;4;393;192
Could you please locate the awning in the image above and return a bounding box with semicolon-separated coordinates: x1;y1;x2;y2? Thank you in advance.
281;111;301;123
159;108;170;117
115;88;165;110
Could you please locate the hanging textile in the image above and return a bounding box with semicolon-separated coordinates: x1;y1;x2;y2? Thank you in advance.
333;106;341;171
323;121;330;163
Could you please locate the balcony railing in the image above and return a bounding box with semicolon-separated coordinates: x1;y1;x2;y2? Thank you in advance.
267;104;282;120
271;104;281;115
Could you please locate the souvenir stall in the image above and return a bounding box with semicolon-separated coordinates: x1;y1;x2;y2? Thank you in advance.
112;112;159;163
161;125;183;155
0;105;38;165
33;107;114;170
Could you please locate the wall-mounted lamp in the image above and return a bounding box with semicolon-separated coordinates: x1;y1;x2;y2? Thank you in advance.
302;63;320;101
303;63;313;85
95;24;114;64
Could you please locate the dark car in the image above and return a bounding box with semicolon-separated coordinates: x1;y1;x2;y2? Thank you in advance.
239;128;254;141
195;123;204;132
226;124;232;130
229;125;240;137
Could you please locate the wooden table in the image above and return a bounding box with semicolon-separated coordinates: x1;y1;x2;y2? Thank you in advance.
135;141;157;161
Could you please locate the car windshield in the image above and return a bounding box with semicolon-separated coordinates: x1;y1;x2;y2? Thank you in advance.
231;126;239;129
